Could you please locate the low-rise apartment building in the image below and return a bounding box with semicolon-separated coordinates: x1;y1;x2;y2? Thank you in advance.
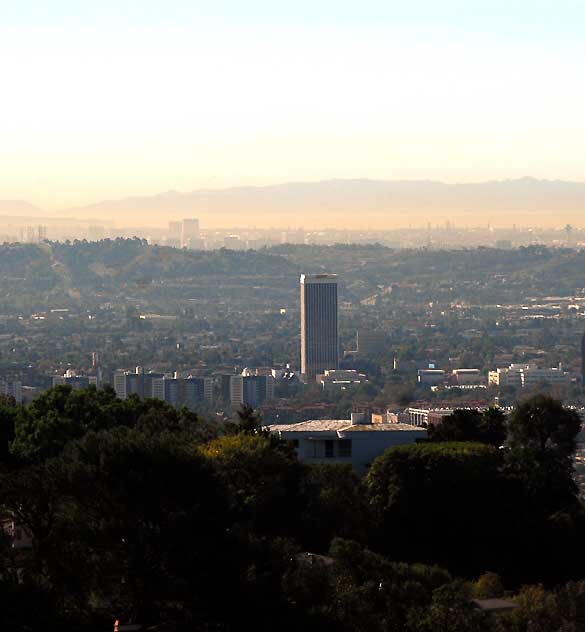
268;412;426;473
488;364;569;388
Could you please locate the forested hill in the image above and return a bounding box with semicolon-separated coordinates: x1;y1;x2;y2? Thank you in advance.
2;240;585;313
0;239;295;291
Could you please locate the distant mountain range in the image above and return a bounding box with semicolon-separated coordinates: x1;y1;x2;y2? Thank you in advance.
3;178;585;228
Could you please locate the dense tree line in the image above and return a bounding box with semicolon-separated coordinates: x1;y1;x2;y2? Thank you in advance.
5;240;585;299
1;388;585;630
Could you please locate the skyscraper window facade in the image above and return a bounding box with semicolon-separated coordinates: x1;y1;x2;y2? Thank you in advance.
300;273;339;381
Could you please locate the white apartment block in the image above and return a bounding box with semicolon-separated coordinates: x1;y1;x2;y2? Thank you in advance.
268;413;426;473
0;380;22;404
488;364;569;388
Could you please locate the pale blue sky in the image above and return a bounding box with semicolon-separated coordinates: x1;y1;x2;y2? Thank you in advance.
1;1;584;207
3;1;585;30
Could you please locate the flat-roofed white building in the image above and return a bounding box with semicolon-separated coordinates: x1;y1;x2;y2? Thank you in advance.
488;364;569;388
52;370;99;389
451;369;484;386
417;369;446;385
406;407;454;427
268;413;426;473
317;369;369;391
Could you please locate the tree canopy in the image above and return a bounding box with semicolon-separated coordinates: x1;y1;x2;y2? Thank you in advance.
427;407;507;447
0;388;585;629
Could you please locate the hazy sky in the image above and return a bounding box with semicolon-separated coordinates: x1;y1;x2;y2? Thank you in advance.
2;1;585;208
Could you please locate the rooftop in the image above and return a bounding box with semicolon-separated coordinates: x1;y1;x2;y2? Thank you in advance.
343;423;425;432
471;598;519;613
268;419;349;432
268;420;426;434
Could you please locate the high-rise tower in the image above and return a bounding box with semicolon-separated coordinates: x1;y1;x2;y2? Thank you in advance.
181;219;200;248
300;273;339;381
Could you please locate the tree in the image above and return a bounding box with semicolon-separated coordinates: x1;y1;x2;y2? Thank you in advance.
0;396;17;467
236;403;262;434
300;464;371;551
366;443;508;575
4;427;230;625
10;385;216;462
428;408;506;447
479;407;508;447
11;385;127;461
472;572;504;599
327;539;453;632
506;395;581;513
508;395;580;459
202;434;303;537
413;580;490;632
57;428;229;623
507;584;560;632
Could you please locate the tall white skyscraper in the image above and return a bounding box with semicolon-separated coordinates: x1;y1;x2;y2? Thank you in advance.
300;273;339;381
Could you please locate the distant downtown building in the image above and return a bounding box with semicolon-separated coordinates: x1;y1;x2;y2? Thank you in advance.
52;370;99;390
0;379;22;404
114;367;212;408
300;273;339;381
181;218;200;248
219;373;275;407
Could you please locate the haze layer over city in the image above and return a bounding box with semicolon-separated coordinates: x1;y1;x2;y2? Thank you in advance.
3;2;585;631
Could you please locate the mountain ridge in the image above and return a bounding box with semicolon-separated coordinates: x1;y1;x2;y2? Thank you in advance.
3;178;585;228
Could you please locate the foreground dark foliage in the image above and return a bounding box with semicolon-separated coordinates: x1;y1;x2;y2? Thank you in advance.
0;388;585;630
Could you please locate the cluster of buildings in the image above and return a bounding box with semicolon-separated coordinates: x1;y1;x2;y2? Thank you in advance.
113;368;213;408
148;222;307;251
53;366;280;410
219;370;275;407
52;369;99;390
0;224;47;245
488;363;569;388
8;269;585;481
417;363;573;390
267;274;429;471
417;368;484;387
164;219;202;249
317;369;369;391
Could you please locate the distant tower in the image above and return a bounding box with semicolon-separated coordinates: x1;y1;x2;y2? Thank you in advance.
181;219;200;248
565;224;573;244
37;225;47;242
168;221;182;238
300;274;339;381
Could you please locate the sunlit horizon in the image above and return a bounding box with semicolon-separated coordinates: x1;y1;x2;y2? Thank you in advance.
2;1;585;208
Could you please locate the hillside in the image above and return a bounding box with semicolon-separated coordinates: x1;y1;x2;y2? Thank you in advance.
3;240;585;315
